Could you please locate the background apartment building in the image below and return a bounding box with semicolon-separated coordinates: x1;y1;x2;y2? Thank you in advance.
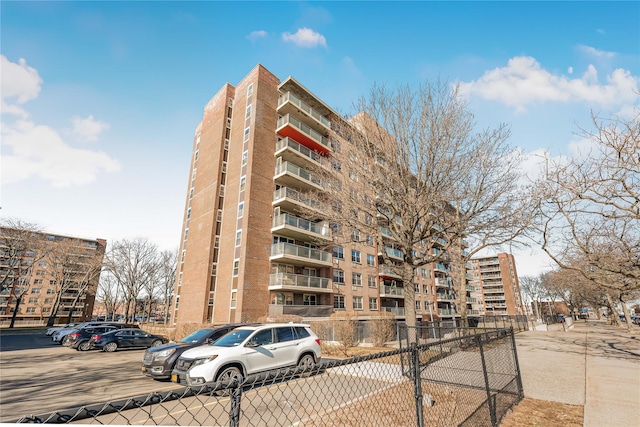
0;227;106;325
471;253;524;316
173;64;472;326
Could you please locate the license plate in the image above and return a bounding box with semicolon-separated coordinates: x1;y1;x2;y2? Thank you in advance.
141;366;146;372
171;374;178;383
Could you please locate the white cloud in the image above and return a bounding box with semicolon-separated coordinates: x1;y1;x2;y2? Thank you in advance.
247;30;268;41
567;66;573;75
71;115;110;142
0;56;121;187
459;56;638;111
2;119;121;187
0;55;43;118
282;27;327;48
577;44;616;59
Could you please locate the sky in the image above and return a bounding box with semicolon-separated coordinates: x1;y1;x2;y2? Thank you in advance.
2;1;639;279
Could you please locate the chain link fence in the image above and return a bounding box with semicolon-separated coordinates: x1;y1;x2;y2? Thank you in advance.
15;327;522;426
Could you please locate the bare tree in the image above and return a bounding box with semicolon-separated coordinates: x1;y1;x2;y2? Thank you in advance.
104;238;159;322
519;275;547;319
535;108;639;331
309;81;530;333
158;249;177;324
0;218;49;327
96;273;123;319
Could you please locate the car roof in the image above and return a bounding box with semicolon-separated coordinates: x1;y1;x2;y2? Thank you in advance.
234;323;310;331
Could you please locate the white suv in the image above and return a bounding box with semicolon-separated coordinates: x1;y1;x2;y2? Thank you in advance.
172;323;321;387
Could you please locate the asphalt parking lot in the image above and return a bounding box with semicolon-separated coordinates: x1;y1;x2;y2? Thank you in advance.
0;332;180;422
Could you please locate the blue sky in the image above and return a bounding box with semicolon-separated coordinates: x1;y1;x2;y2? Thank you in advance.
2;1;638;278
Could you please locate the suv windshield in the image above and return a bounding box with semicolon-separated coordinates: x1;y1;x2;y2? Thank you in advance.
180;329;216;344
213;329;254;347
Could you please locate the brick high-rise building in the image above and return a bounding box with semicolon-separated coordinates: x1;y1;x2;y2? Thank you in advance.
173;64;468;326
0;228;106;325
471;253;524;316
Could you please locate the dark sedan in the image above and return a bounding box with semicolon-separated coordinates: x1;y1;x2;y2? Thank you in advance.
89;328;168;352
66;324;140;351
141;324;250;380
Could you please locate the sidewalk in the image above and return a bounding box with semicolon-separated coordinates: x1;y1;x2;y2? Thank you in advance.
514;320;640;427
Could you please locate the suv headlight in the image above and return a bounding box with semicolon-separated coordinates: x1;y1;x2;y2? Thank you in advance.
153;348;175;359
191;355;218;367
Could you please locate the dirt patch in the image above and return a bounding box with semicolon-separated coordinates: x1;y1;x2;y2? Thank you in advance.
499;398;583;427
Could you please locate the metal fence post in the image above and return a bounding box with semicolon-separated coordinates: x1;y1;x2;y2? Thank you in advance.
411;342;424;427
509;327;524;399
477;334;497;426
229;380;243;427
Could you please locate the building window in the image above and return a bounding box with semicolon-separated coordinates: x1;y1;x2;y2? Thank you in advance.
365;214;373;225
421;268;427;278
34;279;43;285
333;246;344;260
350;229;360;242
423;285;429;294
333;269;345;285
235;230;242;247
303;294;317;306
414;283;420;293
351;250;361;264
233;259;240;276
244;127;250;142
46;289;55;294
238;202;244;218
349;169;358;182
416;301;421;310
26;307;36;313
352;273;362;287
31;288;41;294
352;296;363;310
178;272;183;287
334;295;345;309
366;254;375;266
242;151;248;166
181;250;186;263
247;83;254;98
240;176;246;192
28;297;38;304
365;235;374;246
332;140;342;153
369;298;378;311
245;104;252;119
368;275;377;288
230;290;237;308
272;292;293;305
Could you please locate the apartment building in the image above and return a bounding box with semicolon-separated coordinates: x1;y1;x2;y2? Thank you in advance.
173;64;466;326
0;227;106;325
471;253;524;316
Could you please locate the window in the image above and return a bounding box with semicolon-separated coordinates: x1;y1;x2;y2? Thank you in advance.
44;298;53;304
416;301;421;310
247;83;254;98
31;288;41;294
37;261;46;267
245;104;252;119
28;297;38;304
365;235;374;246
369;298;378;311
333;246;344;260
367;254;375;266
352;296;363;310
34;279;43;285
244;127;250;142
332;159;342;171
421;268;427;278
333;269;345;284
352;273;362;286
235;230;242;247
365;214;373;225
423;285;429;294
230;290;237;308
237;202;244;218
233;259;240;276
332;140;342;153
303;294;317;305
368;275;377;288
414;283;420;293
349;169;358;182
178;272;183;287
351;229;360;242
272;292;293;305
46;289;55;294
242;151;248;166
351;250;361;263
26;307;36;313
240;176;246;192
334;295;345;309
181;250;186;263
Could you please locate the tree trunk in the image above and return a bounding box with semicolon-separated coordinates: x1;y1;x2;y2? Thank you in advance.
620;298;633;333
9;295;22;328
403;264;417;344
605;293;621;327
46;292;63;327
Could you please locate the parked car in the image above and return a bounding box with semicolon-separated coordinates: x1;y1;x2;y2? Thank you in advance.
171;323;321;387
65;324;140;350
52;321;120;344
46;322;81;336
142;324;251;381
89;328;169;352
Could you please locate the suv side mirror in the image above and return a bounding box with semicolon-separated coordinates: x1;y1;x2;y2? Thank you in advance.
245;341;260;348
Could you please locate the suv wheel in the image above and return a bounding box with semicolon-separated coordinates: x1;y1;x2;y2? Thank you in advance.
78;341;91;351
103;342;118;352
215;366;242;396
297;354;315;377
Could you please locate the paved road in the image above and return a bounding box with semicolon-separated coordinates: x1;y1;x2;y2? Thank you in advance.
0;333;179;422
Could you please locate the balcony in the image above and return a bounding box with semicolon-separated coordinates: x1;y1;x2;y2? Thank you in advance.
379;268;402;280
435;278;451;288
382;307;405;316
269;273;333;293
273;186;327;214
274;161;326;191
380;227;395;240
268;304;333;318
483;288;505;294
278;92;330;133
270;242;332;268
379;246;404;261
275;137;329;168
436;293;454;302
380;285;404;298
438;308;456;316
484;295;506;301
434;263;449;273
276;114;330;154
468;309;482;315
271;213;332;241
466;285;476;292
